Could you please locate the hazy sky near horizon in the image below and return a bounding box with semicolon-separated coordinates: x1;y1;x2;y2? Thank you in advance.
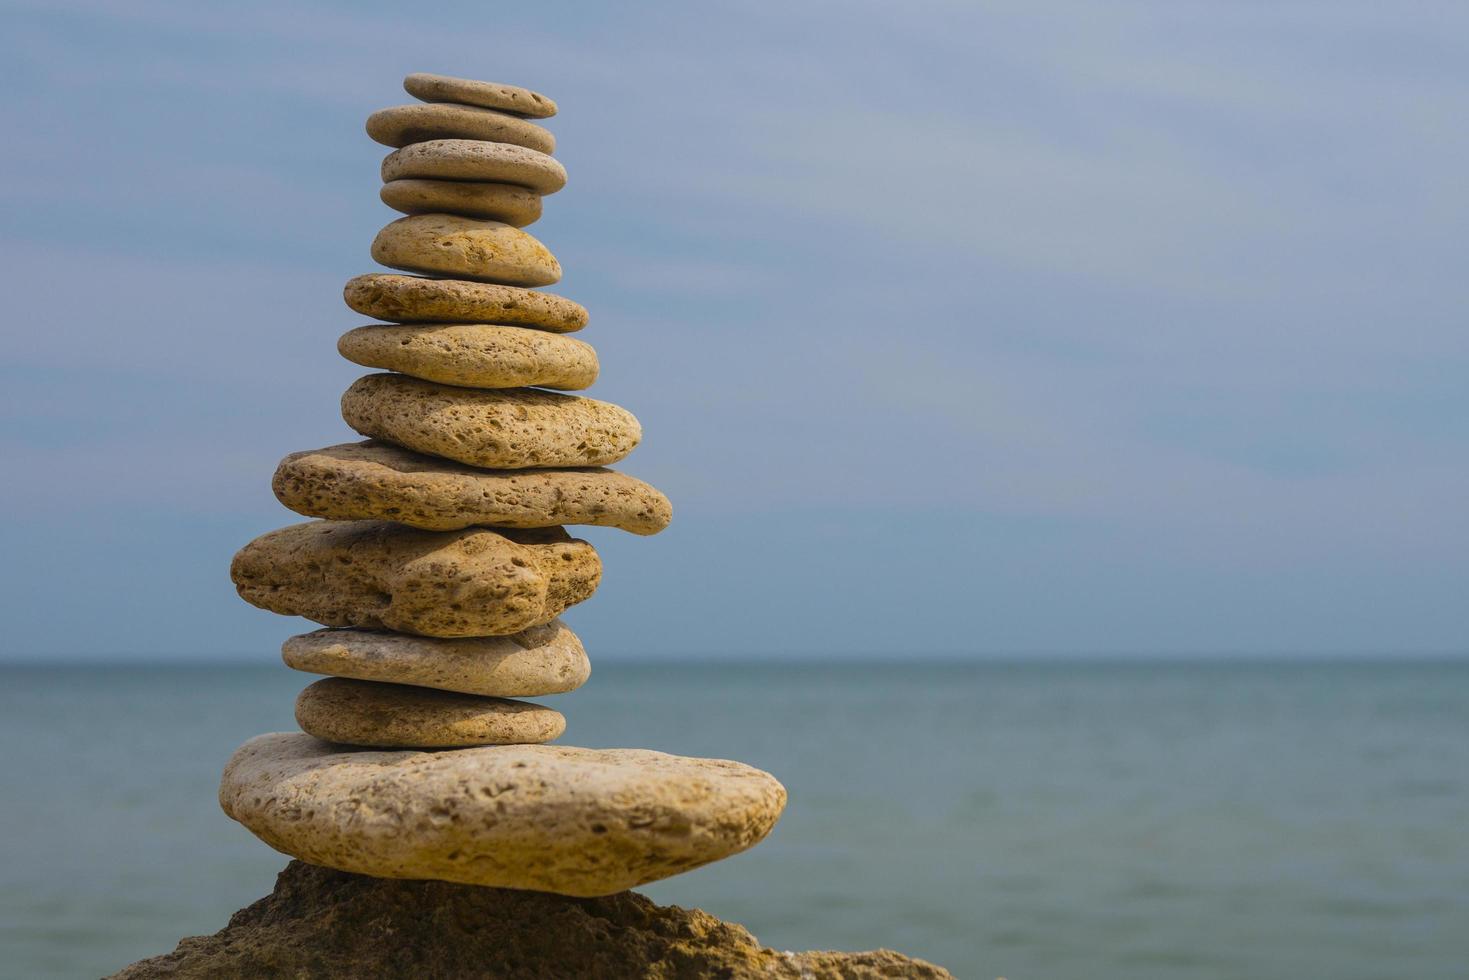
2;0;1466;660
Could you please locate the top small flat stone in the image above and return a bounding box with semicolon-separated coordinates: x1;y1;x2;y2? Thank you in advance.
405;73;557;118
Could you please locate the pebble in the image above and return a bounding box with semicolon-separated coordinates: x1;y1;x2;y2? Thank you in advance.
281;619;590;696
371;214;561;286
295;677;565;748
220;732;788;896
230;521;600;637
337;323;598;390
403;72;557;118
381;140;566;194
274;441;671;534
380;179;541;225
343;273;587;331
341;374;641;469
366;102;554;153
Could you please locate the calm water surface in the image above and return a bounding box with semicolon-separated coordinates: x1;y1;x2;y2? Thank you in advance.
2;661;1467;979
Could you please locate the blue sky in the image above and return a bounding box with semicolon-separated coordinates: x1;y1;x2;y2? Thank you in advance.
2;0;1466;660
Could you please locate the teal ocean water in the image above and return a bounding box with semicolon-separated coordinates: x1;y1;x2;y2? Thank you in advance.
3;661;1467;979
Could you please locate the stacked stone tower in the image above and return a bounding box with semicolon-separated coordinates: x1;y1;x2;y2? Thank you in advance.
222;73;786;897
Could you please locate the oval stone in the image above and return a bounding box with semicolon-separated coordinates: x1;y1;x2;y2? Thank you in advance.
282;620;590;696
295;678;565;748
343;274;587;331
366;103;554;153
273;442;671;535
337;324;598;390
381;140;566;194
220;733;788;896
403;73;557;118
230;521;600;637
341;374;641;469
380;179;541;225
371;215;561;286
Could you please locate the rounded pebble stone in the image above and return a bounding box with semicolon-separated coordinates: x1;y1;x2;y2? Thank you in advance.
366;102;555;153
295;677;565;748
273;441;671;535
281;620;591;697
341;373;641;469
382;140;566;194
343;274;587;331
371;215;561;286
403;72;557;118
337;323;597;390
220;732;788;896
231;521;600;638
380;179;541;225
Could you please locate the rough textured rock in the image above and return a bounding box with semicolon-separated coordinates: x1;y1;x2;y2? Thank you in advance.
219;733;789;897
371;215;561;286
282;620;590;697
231;521;600;637
108;860;954;979
404;71;558;118
382;139;567;194
338;323;598;390
295;677;564;748
380;178;541;225
274;441;672;535
343;273;587;331
342;374;641;469
366;102;555;153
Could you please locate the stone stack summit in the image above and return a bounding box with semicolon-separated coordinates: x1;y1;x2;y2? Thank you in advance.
222;73;787;898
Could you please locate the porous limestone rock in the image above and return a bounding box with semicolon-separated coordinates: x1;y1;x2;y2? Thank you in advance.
404;72;558;118
107;860;956;979
366;102;555;153
281;620;590;696
380;178;541;225
382;140;567;194
371;215;561;286
230;521;600;637
218;733;788;897
341;374;641;469
337;323;598;390
273;441;671;535
343;273;587;331
295;677;564;748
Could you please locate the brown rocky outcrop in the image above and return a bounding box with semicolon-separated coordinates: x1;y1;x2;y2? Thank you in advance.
110;861;953;979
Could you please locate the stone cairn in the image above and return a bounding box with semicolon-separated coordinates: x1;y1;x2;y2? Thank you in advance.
223;73;787;898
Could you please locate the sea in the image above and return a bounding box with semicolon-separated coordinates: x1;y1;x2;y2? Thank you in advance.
2;660;1466;980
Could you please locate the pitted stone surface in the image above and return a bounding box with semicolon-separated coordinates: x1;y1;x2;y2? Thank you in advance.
274;441;671;534
282;620;590;696
371;215;560;286
366;103;555;153
380;179;541;225
219;733;788;896
108;861;957;979
295;677;564;748
382;140;566;194
230;521;600;637
341;374;641;469
343;273;587;331
338;324;598;390
404;72;557;118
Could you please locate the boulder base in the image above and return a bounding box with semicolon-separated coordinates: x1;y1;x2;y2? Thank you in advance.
108;860;954;979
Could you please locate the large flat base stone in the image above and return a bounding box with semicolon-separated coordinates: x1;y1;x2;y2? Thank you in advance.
220;733;786;896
